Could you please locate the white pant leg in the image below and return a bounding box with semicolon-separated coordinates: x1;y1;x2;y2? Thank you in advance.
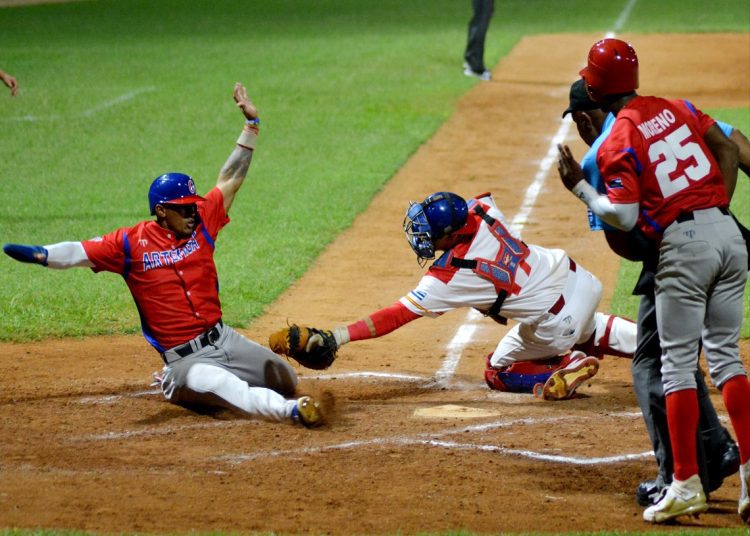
591;312;637;356
491;262;603;368
177;363;296;421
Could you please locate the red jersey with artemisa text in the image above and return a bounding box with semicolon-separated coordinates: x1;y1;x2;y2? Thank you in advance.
81;187;229;352
596;96;729;239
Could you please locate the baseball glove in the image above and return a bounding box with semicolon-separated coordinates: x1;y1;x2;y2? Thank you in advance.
268;324;338;370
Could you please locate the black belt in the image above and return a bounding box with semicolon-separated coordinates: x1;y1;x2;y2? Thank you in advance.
675;207;729;223
548;258;577;315
168;320;224;360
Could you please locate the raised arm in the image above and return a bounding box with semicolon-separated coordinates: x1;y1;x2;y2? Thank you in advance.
216;82;260;212
0;69;18;96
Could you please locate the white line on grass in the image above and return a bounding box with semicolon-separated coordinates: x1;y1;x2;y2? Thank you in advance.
611;0;638;34
436;0;638;381
80;86;156;117
3;86;157;122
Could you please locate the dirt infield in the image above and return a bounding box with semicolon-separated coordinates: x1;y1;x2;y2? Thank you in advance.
1;33;749;534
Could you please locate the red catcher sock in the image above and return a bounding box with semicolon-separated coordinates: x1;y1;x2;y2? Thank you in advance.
666;388;699;481
722;374;750;465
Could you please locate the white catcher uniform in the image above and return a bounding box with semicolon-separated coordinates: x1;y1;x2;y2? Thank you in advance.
399;193;636;368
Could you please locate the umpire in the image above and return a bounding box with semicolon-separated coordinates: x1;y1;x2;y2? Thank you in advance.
558;79;740;505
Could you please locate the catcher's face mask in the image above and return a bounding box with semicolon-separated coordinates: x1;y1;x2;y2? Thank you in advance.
403;201;434;267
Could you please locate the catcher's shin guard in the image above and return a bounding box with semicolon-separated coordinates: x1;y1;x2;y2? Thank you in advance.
484;354;563;393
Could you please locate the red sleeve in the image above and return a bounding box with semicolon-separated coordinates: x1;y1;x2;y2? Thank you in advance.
347;302;420;341
597;118;643;205
198;187;230;239
81;228;126;274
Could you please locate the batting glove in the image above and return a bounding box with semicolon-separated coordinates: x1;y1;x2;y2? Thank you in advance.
3;243;49;266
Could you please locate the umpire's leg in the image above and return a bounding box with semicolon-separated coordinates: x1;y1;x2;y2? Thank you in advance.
464;0;494;72
631;291;673;487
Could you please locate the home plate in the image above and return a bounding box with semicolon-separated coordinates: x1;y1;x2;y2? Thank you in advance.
413;404;501;419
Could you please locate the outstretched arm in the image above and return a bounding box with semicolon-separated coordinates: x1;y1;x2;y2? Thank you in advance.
216;82;260;212
4;241;93;269
341;302;421;344
267;301;421;368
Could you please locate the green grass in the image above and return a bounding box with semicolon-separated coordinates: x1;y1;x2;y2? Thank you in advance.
0;0;747;344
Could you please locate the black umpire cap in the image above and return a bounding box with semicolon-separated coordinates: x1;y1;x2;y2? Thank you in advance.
562;78;601;118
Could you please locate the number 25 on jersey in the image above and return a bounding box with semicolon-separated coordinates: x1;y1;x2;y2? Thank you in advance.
648;124;712;198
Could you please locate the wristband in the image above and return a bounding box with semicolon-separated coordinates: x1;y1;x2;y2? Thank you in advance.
3;243;49;266
236;118;260;150
332;326;350;347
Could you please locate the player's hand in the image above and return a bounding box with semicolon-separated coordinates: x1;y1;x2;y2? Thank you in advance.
233;82;258;121
0;71;18;97
556;144;585;192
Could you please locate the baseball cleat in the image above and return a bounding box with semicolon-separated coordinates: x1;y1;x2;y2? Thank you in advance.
462;62;491;81
636;478;667;507
292;395;324;428
150;370;164;388
739;461;750;524
535;354;599;401
643;474;708;523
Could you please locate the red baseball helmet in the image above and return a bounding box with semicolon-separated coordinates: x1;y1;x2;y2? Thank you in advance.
579;38;639;103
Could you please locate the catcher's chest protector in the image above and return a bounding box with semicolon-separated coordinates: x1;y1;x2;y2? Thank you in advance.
447;205;531;296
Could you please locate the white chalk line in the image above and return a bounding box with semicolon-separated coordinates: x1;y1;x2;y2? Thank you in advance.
69;418;259;443
436;0;639;382
78;388;160;405
73;370;487;407
215;411;650;466
308;371;426;382
3;86;157;122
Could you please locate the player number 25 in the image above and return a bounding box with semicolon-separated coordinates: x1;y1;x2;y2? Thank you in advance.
648;124;711;198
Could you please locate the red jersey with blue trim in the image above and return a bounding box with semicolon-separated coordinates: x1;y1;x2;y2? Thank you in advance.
81;187;229;351
597;96;728;239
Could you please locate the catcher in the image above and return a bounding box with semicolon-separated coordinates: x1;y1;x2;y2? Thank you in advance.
269;191;637;400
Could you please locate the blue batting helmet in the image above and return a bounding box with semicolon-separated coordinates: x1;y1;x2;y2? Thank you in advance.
148;172;204;215
403;192;468;264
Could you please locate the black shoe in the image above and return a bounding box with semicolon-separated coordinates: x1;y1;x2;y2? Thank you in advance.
636;479;667;507
721;441;741;478
706;440;740;493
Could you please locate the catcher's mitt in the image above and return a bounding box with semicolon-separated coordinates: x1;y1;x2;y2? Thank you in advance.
268;324;338;370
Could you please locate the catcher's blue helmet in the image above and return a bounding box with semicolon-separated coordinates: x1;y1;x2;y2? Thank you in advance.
403;192;468;264
148;172;204;215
